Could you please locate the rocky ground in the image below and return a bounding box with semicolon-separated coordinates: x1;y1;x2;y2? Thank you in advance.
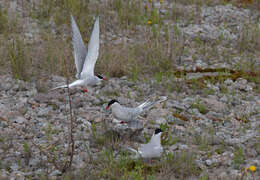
0;0;260;179
0;73;259;179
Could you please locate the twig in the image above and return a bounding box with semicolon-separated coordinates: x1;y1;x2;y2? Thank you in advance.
61;58;75;173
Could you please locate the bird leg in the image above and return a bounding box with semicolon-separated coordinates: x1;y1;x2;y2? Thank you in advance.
82;86;88;93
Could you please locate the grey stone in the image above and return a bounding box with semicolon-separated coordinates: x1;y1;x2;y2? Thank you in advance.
155;117;167;124
205;159;213;166
13;116;26;124
169;144;178;151
50;170;62;176
202;98;226;112
178;144;188;150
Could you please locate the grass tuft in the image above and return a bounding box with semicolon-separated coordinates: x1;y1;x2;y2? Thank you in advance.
7;38;31;81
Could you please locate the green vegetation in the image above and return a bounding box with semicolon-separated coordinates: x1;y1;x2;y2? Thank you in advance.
232;147;245;169
7;38;31;81
191;98;209;114
60;148;201;179
0;7;7;33
0;0;258;91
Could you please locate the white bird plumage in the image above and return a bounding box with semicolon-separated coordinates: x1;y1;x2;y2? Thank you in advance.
51;15;106;91
126;128;163;158
106;96;167;123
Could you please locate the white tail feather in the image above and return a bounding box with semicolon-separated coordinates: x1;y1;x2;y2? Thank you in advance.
126;147;141;159
50;79;84;91
138;96;167;111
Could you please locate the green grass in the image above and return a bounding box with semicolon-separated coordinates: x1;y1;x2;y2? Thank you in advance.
0;7;8;34
256;129;260;154
1;0;259;84
7;38;31;81
232;147;245;170
60;149;201;179
193;134;211;151
191;99;209;114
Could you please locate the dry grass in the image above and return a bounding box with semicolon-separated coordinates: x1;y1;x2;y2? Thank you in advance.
0;0;259;84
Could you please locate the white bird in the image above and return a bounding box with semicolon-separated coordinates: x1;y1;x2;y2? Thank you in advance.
51;15;107;92
127;128;163;158
106;96;167;123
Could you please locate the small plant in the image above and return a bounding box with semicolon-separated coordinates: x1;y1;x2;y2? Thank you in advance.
193;134;211;151
191;99;209;114
215;141;227;154
161;151;201;179
8;38;31;81
198;174;209;180
0;7;7;33
232;147;244;169
23;142;31;165
256;129;260;154
246;165;256;172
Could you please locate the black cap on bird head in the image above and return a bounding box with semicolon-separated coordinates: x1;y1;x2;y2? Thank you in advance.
106;99;119;110
154;128;163;135
97;74;108;81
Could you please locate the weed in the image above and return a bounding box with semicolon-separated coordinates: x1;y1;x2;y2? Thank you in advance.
193;134;211;151
215;140;227;154
23;142;31;165
198;174;209;180
7;38;31;81
0;7;7;33
237;22;260;53
203;87;215;95
191;98;209;114
160;151;201;179
111;0;143;28
220;83;229;94
256;129;260;154
232;147;244;169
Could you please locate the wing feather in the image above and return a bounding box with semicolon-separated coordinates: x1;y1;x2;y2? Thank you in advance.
71;14;87;78
80;16;99;77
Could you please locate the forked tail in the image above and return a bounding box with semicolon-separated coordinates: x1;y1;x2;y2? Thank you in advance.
125;147;141;159
50;79;84;91
138;96;167;111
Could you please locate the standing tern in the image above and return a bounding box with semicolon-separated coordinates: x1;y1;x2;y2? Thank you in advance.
106;96;167;123
52;15;107;92
127;128;163;158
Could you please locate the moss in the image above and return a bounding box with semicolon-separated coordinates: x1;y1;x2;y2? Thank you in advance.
173;112;189;121
235;115;249;123
172;68;259;92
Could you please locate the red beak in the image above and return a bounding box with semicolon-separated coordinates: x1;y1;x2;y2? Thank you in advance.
106;105;110;110
103;77;108;81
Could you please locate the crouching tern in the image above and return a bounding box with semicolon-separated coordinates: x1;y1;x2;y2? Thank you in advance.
106;96;167;123
127;128;163;158
51;15;107;92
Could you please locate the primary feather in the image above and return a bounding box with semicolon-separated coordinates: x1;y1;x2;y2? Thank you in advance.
81;16;99;78
71;14;87;79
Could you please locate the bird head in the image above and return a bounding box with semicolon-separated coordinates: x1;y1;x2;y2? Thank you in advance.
154;128;163;135
106;99;119;110
97;74;108;81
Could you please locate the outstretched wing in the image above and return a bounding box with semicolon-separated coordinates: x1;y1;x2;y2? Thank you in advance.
80;16;99;78
71;14;87;78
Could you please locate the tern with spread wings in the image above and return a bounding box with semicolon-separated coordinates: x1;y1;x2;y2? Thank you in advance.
52;15;106;92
